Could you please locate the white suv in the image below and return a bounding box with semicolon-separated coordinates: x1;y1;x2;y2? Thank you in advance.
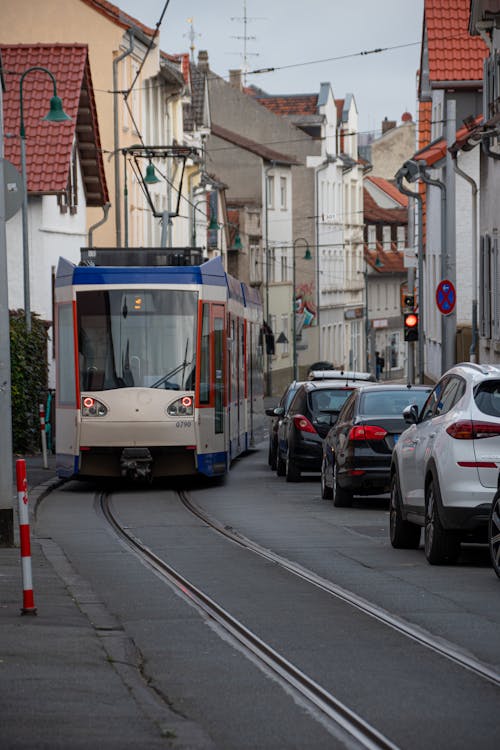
390;363;500;564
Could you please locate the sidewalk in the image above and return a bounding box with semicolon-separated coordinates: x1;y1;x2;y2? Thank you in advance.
1;456;208;749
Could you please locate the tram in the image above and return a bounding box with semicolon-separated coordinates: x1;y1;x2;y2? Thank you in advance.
54;248;265;481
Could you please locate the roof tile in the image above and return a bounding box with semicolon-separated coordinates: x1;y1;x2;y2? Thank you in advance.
2;44;107;203
424;0;487;82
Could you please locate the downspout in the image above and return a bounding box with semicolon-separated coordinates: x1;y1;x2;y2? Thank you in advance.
264;162;275;396
315;159;329;359
88;202;112;248
419;167;446;374
453;154;478;362
396;175;423;383
113;30;134;247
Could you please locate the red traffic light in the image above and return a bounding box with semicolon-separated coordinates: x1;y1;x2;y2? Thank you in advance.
404;312;419;342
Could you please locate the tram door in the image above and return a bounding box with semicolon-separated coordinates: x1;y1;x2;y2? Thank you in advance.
197;303;227;474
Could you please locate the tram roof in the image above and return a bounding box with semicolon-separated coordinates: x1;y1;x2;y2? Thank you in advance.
55;255;249;298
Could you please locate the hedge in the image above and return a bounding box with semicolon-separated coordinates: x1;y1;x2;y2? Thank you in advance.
10;310;48;454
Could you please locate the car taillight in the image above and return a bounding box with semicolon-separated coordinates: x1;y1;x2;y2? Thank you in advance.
446;420;500;439
293;414;317;434
348;425;388;441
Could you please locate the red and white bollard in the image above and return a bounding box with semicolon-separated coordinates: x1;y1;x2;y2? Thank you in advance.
16;459;37;615
39;403;48;469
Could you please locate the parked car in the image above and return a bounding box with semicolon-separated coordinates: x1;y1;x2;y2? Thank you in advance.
265;381;304;470
489;482;500;578
321;384;430;505
390;363;500;565
308;369;375;383
276;381;357;481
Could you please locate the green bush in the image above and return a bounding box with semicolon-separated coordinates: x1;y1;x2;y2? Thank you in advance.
10;310;48;454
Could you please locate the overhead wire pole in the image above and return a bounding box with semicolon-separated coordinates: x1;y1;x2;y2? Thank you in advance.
0;59;15;545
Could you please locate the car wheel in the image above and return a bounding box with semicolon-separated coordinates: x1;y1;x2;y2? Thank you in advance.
489;489;500;579
276;452;286;477
321;457;333;500
285;452;301;482
389;471;421;549
332;459;352;508
424;479;460;565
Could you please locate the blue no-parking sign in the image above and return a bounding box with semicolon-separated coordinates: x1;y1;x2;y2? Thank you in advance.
436;279;456;315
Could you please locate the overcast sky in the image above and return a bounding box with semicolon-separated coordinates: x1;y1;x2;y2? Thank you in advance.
119;0;424;136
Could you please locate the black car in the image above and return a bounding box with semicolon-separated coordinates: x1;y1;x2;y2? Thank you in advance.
265;381;304;470
276;381;357;482
321;384;431;506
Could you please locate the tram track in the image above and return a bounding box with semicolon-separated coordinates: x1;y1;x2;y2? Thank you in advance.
178;490;500;689
99;491;400;750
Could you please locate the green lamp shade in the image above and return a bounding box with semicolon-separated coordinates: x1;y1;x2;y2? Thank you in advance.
144;163;160;184
232;232;243;250
43;95;71;122
303;247;312;260
208;214;219;230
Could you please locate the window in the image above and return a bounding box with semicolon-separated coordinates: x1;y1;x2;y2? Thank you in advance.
267;175;275;209
280;177;287;209
280;250;288;282
368;225;376;250
57;304;76;406
382;226;391;250
397;226;405;250
58;142;78;215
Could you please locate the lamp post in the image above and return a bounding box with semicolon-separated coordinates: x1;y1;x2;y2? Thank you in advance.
292;238;311;380
19;66;71;331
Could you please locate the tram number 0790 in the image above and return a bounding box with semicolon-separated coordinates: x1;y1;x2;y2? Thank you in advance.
176;421;193;428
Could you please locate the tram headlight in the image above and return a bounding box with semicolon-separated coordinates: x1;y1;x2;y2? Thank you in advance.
81;396;108;417
166;395;194;416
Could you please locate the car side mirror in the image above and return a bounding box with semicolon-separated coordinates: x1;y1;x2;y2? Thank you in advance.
266;406;284;417
403;403;419;424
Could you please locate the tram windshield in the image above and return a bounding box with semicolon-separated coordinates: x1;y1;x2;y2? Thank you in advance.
76;289;198;391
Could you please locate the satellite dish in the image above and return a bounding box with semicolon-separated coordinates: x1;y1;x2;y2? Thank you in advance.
1;158;23;220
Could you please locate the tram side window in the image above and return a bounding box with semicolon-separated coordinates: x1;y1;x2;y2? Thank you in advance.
215;316;224;434
199;304;210;404
57;304;76;406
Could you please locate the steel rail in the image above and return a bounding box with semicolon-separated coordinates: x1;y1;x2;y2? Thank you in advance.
179;491;500;688
99;492;399;750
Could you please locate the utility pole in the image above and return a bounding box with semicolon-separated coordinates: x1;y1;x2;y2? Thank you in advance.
0;62;14;545
444;99;457;372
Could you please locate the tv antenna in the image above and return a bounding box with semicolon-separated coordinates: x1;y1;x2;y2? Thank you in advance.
230;1;265;85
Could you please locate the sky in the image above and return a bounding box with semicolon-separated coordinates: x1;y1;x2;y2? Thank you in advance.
118;0;425;137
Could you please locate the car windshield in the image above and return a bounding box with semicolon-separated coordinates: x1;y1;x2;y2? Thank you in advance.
360;389;430;417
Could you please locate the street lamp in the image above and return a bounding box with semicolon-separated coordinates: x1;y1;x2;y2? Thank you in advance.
19;66;71;331
292;238;311;380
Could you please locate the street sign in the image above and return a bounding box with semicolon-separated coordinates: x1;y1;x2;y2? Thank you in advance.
436;279;456;315
403;247;417;268
1;158;23;220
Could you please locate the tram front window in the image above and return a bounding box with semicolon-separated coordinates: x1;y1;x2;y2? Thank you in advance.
77;289;198;391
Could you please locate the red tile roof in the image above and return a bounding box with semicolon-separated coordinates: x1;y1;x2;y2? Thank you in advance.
365;176;408;208
253;94;318;117
2;44;108;204
364;244;406;273
423;0;488;82
414;114;484;166
364;189;407;224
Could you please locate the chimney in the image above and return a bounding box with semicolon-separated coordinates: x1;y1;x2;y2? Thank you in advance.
229;69;242;91
198;50;209;72
381;116;396;134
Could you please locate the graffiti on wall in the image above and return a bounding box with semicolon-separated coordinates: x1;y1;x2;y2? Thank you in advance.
295;281;316;334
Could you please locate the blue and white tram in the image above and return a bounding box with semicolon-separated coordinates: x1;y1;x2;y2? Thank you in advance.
54;250;264;481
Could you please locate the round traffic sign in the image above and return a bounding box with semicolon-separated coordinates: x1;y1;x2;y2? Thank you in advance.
436;279;456;315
